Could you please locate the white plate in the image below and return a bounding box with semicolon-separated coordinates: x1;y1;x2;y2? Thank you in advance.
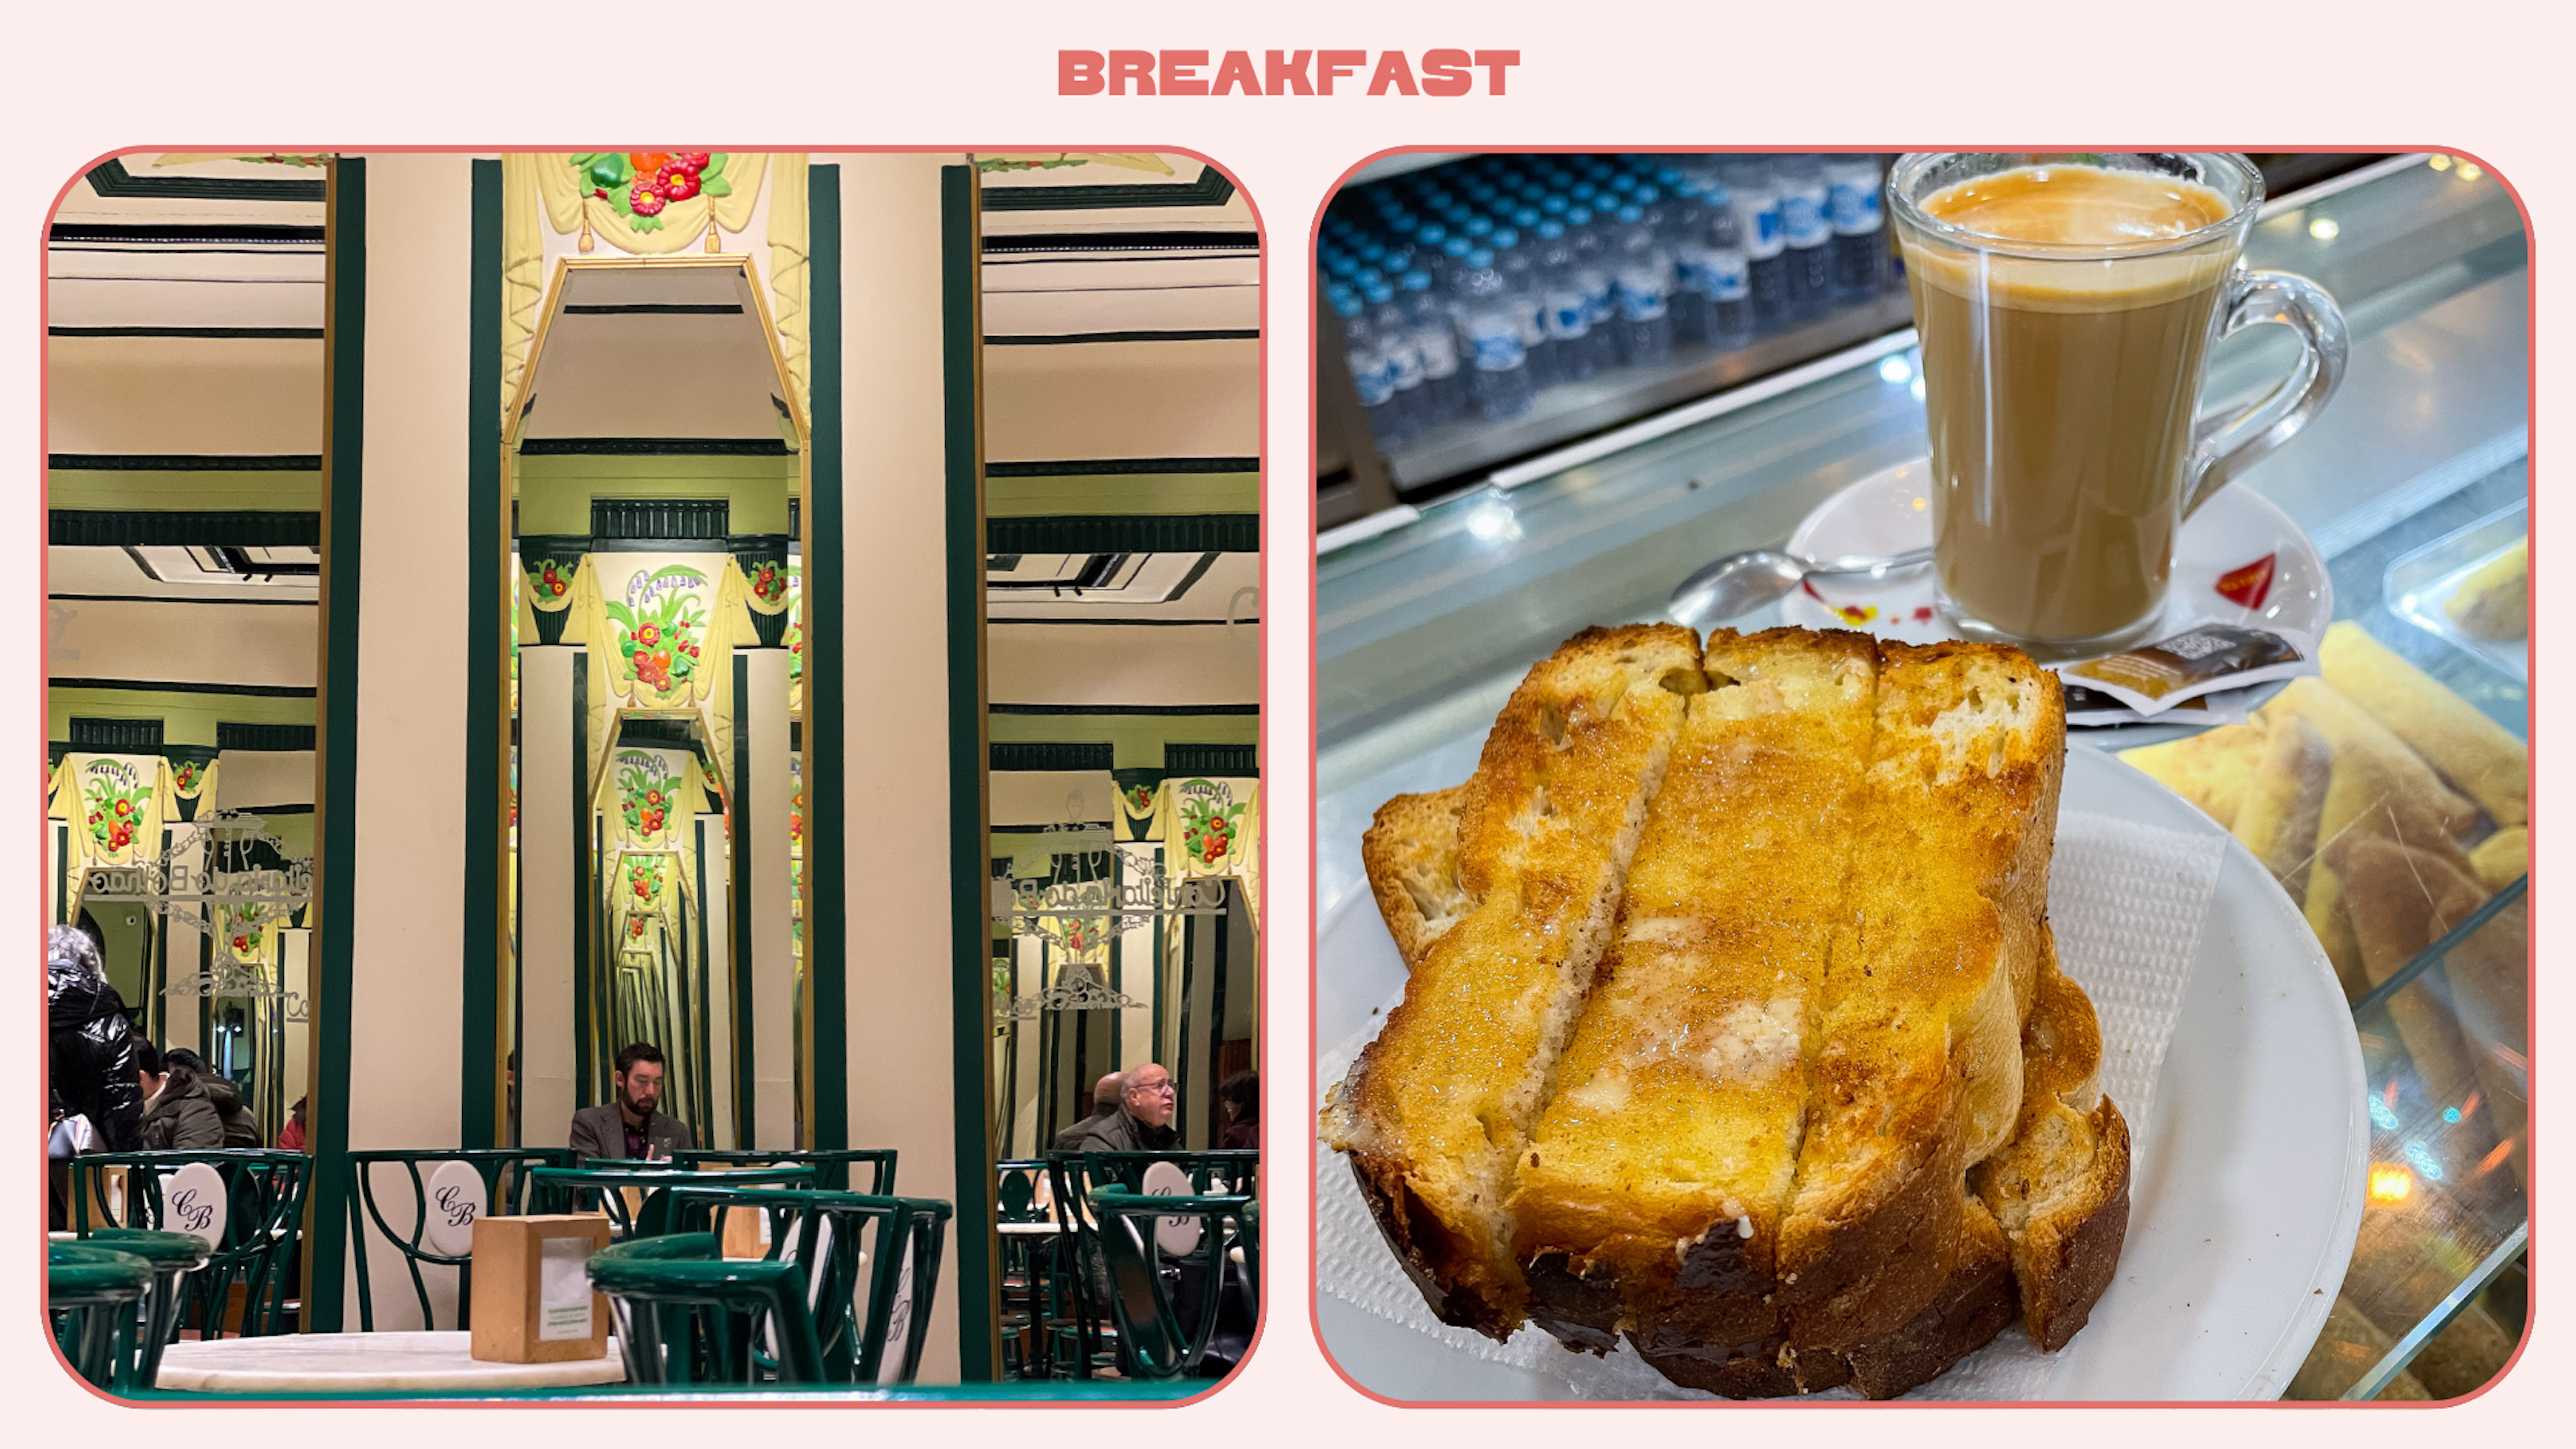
1314;743;2369;1401
1778;456;2332;656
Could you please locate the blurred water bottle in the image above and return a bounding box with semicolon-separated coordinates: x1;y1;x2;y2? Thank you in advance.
1364;276;1426;438
1454;247;1535;420
1330;290;1400;443
1490;227;1556;387
1401;269;1463;428
1825;155;1888;302
1778;156;1833;320
1610;204;1674;366
1666;180;1712;343
1564;205;1621;375
1728;161;1790;331
1701;187;1755;348
1532;218;1597;383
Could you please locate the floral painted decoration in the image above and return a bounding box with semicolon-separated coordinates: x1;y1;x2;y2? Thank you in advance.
1180;794;1244;867
83;776;153;854
568;152;731;232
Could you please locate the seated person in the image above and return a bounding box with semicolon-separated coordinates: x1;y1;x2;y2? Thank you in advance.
163;1048;261;1149
1057;1062;1179;1155
1051;1071;1123;1153
568;1042;693;1162
136;1042;227;1152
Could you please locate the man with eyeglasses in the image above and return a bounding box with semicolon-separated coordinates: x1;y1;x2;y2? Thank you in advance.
1059;1061;1180;1154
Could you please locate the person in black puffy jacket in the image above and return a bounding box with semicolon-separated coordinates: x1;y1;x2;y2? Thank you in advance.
46;924;143;1151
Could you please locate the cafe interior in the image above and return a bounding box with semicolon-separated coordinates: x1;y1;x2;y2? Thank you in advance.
43;150;1262;1399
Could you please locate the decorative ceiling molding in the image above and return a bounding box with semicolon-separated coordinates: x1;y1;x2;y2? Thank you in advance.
985;329;1259;347
981;229;1258;256
991;742;1117;772
985;456;1258;478
50;224;326;246
50;509;319;548
50;453;321;472
980;164;1235;213
48;326;325;340
85;158;327;204
987;513;1256;555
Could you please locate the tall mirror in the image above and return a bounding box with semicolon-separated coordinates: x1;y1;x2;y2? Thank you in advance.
505;254;805;1155
46;156;326;1159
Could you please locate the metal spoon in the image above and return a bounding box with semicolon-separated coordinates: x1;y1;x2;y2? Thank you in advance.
1668;546;1936;629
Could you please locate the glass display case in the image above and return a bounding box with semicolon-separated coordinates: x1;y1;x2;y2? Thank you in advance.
1316;153;2529;1400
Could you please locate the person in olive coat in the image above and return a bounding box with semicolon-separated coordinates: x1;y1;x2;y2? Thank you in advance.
136;1041;227;1152
46;924;142;1151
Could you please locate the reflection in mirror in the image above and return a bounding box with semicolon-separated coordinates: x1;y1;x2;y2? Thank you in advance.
505;255;804;1156
44;178;325;1152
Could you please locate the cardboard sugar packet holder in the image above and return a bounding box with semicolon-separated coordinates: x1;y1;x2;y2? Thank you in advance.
469;1214;612;1363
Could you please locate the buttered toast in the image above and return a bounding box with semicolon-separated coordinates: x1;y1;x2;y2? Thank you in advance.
1326;625;2118;1395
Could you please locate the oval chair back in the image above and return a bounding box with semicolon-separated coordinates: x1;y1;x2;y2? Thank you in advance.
672;1148;898;1195
48;1242;153;1391
347;1148;580;1330
665;1185;953;1384
66;1150;311;1338
586;1233;825;1385
525;1163;816;1240
1086;1189;1258;1380
80;1228;211;1388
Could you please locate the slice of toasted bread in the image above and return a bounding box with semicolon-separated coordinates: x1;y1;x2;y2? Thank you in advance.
1322;624;1704;1338
1795;1194;2019;1399
1776;640;2063;1351
1362;787;1470;968
1513;628;1879;1358
1972;934;2132;1352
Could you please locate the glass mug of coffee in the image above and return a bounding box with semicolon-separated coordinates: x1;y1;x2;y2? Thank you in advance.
1890;152;2347;659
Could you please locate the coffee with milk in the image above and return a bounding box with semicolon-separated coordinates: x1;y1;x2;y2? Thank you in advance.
1891;154;2346;657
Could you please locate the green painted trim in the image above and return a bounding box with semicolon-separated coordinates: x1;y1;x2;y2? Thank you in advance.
985;328;1257;345
214;722;315;751
48;453;324;471
987;513;1256;555
985;711;1258;770
48;677;315;697
50;510;319;547
989;702;1256;716
519;437;790;455
806;165;849;1160
50;325;323;339
984;455;1256;478
50;223;323;246
86;156;325;203
941;163;1000;1382
985;470;1256;519
1163;743;1258;775
731;653;757;1147
989;741;1113;771
462;158;503;1152
979;164;1235;213
572;653;592;1106
304;156;366;1334
981;228;1256;255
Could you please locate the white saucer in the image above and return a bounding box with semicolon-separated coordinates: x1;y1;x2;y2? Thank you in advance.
1778;456;2332;656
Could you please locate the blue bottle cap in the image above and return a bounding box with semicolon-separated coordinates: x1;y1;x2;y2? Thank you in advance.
1535;219;1564;241
1401;268;1434;291
1363;278;1395;304
1616;205;1644;223
1466;248;1496;268
1566;205;1595;227
1489;227;1520;250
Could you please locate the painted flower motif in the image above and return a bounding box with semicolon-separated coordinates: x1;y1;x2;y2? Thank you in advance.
629;184;667;217
659;166;701;203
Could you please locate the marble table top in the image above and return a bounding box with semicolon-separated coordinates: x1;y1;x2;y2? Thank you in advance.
157;1330;629;1392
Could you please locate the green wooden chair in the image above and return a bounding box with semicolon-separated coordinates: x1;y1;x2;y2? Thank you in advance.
665;1185;952;1384
586;1233;826;1385
82;1229;210;1389
347;1148;579;1330
525;1164;816;1240
1087;1189;1258;1380
48;1242;152;1391
68;1150;311;1338
673;1148;899;1195
1075;1148;1258;1195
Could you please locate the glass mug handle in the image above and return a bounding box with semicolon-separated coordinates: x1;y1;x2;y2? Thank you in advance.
2182;268;2349;519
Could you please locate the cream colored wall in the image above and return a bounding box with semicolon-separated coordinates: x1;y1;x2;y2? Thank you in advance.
987;624;1260;708
744;649;796;1148
517;650;576;1150
337;154;475;1330
48;600;316;690
824;151;972;1384
983;337;1257;461
46;335;325;455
